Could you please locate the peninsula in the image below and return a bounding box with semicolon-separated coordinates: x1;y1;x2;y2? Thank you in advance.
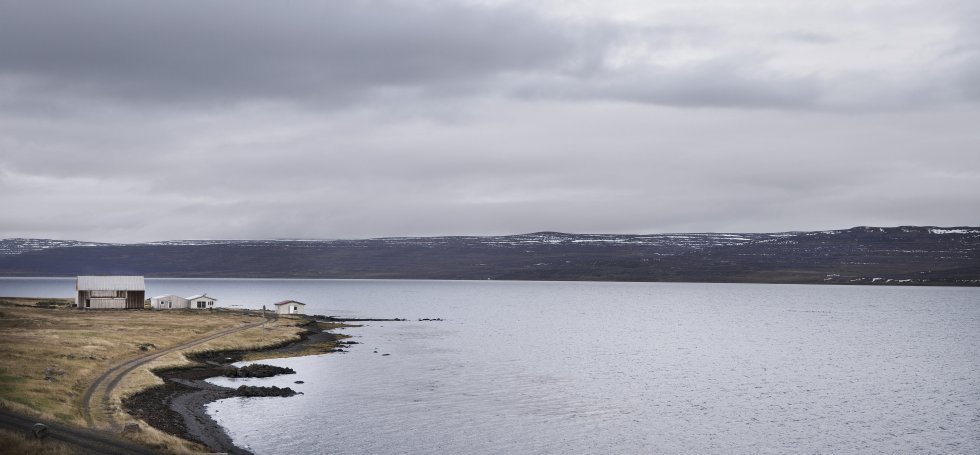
0;297;353;454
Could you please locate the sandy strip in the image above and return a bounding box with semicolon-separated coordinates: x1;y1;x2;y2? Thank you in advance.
167;378;245;454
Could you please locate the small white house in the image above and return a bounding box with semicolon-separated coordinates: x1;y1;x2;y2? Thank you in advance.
150;294;189;310
273;300;305;315
187;294;217;309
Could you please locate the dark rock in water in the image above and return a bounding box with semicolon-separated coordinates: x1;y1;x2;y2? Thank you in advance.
382;353;390;356
223;363;295;378
236;385;297;397
294;380;304;384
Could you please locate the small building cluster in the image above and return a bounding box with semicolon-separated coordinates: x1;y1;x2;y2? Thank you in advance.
76;276;309;315
75;276;218;310
149;293;218;310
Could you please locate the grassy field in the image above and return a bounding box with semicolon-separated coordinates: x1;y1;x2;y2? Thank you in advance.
0;428;78;455
0;297;319;454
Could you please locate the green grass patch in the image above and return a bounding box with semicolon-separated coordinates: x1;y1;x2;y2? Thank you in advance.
0;375;26;395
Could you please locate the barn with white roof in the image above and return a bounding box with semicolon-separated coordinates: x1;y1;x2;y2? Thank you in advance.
76;276;146;309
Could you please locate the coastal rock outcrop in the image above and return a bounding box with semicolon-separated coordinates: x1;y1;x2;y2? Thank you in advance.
222;364;295;378
236;385;297;397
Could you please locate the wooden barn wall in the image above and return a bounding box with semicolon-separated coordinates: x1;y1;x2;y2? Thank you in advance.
77;290;146;309
126;291;145;309
88;298;126;309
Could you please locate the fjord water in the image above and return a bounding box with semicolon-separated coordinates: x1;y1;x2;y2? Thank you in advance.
3;279;978;453
207;280;979;454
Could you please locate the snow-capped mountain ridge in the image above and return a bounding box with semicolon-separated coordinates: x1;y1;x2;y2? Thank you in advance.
0;238;114;256
1;226;976;286
3;226;976;257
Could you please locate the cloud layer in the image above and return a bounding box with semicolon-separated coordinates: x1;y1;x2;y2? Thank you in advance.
1;0;978;241
1;0;593;107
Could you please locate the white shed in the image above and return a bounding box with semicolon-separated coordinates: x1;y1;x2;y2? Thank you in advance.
187;294;217;309
273;300;305;315
150;294;190;310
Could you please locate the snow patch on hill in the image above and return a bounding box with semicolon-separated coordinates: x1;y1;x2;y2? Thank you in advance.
0;238;112;256
929;228;980;235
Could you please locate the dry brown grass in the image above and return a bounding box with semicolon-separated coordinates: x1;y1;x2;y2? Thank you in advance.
0;303;280;426
0;428;82;455
112;317;308;403
0;301;337;454
114;420;208;455
106;317;311;454
0;297;72;308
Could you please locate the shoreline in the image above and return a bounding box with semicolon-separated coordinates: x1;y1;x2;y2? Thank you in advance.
122;318;354;454
0;300;312;454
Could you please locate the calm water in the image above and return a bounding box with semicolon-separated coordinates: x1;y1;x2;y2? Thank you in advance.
2;278;979;453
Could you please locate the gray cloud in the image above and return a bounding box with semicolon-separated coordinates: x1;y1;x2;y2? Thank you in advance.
3;0;976;111
0;0;590;106
3;98;977;241
775;31;839;45
0;0;978;242
516;57;824;109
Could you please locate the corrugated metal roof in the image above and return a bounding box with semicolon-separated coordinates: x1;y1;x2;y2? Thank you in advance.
76;276;145;291
151;294;182;300
187;294;217;301
273;300;305;306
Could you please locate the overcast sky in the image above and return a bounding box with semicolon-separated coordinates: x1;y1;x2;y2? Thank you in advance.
1;0;978;242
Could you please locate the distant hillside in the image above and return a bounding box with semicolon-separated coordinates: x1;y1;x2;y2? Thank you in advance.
0;226;977;285
0;238;111;256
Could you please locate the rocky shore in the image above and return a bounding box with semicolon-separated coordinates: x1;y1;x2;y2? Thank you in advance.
122;319;352;454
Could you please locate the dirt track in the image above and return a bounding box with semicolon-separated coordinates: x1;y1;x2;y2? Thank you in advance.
80;318;268;429
0;314;270;453
0;407;159;454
